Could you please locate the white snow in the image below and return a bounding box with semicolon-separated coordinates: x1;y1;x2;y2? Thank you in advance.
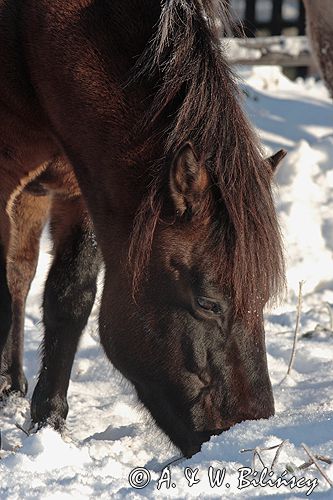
226;36;310;64
1;66;333;498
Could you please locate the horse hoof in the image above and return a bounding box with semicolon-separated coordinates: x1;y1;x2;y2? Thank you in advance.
0;372;28;398
11;373;28;396
34;414;67;435
31;385;68;433
31;412;67;435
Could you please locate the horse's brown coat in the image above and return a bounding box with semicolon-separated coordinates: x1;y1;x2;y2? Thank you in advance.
303;0;333;97
0;0;285;456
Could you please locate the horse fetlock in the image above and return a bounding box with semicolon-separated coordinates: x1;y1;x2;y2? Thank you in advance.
31;384;68;431
11;371;28;396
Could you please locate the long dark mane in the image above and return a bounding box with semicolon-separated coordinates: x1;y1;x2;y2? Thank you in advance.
129;0;284;325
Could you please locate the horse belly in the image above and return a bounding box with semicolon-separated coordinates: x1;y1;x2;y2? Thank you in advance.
0;0;58;206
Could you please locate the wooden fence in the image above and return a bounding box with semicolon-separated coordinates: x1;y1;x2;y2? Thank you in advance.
225;35;312;67
226;1;311;75
228;0;306;37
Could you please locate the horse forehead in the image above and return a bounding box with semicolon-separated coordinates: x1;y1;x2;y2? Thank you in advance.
159;222;212;253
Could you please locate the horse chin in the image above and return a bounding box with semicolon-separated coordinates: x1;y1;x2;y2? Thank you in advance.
181;434;210;458
135;384;232;458
145;393;273;458
178;426;232;458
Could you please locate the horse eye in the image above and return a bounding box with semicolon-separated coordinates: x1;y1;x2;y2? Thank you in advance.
197;297;221;315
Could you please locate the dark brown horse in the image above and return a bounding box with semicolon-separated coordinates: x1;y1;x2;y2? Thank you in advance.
0;0;285;457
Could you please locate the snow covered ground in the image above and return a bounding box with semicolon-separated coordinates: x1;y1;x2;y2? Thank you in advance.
0;66;333;498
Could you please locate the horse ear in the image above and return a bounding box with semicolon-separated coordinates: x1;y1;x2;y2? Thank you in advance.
169;142;209;217
267;149;287;173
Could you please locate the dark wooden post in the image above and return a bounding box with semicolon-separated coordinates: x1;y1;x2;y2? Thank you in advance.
271;0;283;35
297;1;307;77
298;1;306;35
244;0;256;37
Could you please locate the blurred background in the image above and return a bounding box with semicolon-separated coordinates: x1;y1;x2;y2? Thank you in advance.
229;0;305;37
227;0;317;79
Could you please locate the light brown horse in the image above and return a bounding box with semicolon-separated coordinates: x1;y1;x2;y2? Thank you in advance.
0;158;100;401
303;0;333;97
0;0;285;457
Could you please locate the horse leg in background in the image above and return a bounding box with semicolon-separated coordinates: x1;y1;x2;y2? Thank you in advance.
0;215;12;394
31;195;101;430
0;191;50;396
303;0;333;97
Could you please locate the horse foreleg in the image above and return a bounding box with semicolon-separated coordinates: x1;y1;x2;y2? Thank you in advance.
31;195;101;430
0;243;12;394
0;191;50;396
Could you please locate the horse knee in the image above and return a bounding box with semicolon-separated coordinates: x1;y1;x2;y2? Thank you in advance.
43;277;97;332
43;233;100;333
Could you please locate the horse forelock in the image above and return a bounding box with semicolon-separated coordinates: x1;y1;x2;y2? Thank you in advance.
129;0;285;325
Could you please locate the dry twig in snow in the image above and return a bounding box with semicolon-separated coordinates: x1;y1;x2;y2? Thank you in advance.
240;442;287;471
280;281;304;384
299;455;332;470
301;443;333;488
271;440;287;470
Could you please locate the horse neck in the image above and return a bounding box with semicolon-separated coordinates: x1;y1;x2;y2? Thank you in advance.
94;2;165;210
108;0;161;61
59;2;163;213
